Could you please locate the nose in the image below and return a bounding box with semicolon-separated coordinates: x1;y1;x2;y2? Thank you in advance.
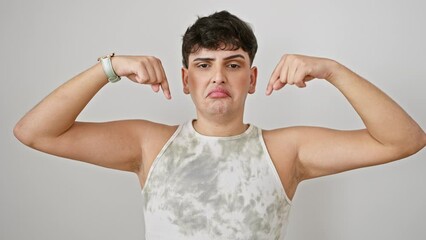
211;65;226;84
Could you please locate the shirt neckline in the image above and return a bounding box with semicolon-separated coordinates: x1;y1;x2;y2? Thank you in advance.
186;120;254;140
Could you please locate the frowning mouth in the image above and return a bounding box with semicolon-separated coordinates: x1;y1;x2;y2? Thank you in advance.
207;88;231;98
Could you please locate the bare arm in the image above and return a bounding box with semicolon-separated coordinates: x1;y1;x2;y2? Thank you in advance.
14;55;171;173
266;54;426;182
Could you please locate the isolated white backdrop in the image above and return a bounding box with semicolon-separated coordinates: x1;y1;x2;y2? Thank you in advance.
1;0;425;239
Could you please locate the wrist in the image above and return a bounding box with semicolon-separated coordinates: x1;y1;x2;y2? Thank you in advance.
325;60;349;85
98;53;121;83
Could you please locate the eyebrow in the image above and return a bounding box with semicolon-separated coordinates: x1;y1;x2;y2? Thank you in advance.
192;54;246;62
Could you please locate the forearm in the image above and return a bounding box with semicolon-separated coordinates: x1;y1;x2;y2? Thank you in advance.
14;63;108;144
327;62;426;152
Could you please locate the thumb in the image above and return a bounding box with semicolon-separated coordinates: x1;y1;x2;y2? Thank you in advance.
151;84;160;92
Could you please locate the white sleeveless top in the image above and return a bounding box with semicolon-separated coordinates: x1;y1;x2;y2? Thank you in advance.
141;121;292;239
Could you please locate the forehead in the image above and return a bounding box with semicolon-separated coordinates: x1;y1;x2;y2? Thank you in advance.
188;48;250;61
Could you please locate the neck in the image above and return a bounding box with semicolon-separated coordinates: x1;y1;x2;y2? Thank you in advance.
193;114;248;137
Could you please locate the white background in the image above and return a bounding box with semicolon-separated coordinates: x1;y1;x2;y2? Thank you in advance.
1;0;425;239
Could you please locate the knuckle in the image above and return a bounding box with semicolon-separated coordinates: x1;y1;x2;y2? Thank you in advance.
140;57;150;64
137;61;145;69
147;56;157;62
140;74;149;82
285;54;295;61
293;57;302;66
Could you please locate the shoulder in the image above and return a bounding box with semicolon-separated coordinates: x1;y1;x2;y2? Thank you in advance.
135;120;179;183
262;126;327;158
262;126;301;146
262;126;323;145
261;127;300;159
133;120;179;144
260;127;306;199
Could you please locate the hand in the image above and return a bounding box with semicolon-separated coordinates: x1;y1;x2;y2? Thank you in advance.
111;55;171;99
266;54;337;95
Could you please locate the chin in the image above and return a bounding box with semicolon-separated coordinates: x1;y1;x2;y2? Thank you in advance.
206;102;231;115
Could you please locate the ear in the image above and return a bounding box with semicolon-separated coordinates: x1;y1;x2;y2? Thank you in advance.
181;67;190;94
248;66;258;94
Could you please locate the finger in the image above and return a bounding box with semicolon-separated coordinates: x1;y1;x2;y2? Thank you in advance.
286;58;298;85
266;56;286;95
160;79;172;99
304;76;315;82
135;65;149;83
266;83;274;95
127;73;138;83
297;82;307;88
153;59;172;99
151;58;165;85
273;79;286;91
144;61;157;84
156;58;168;85
294;68;308;88
151;84;160;92
279;58;290;86
268;62;290;95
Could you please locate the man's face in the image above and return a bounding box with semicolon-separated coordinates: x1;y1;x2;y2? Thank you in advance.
181;48;257;118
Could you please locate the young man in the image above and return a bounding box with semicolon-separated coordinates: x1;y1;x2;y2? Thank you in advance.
14;11;425;239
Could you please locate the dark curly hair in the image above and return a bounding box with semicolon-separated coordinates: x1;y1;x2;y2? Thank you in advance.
182;11;258;68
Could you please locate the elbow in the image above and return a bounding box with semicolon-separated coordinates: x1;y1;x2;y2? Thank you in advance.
13;121;36;147
420;131;426;151
398;130;426;158
414;130;426;153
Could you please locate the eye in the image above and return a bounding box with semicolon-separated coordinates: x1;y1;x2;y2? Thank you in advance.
228;63;240;69
197;63;210;69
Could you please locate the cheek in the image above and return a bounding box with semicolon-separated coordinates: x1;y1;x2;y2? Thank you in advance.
234;74;252;88
187;73;206;92
189;70;212;82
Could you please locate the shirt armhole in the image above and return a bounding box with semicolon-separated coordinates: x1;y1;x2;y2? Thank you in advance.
258;127;293;206
141;124;184;194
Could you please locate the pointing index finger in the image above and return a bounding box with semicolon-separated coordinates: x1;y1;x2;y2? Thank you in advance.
157;60;171;100
160;79;172;100
266;57;285;95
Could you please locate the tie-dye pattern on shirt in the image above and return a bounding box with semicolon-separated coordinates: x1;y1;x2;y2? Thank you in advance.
142;121;292;240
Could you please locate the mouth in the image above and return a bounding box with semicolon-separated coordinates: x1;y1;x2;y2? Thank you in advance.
207;87;231;98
